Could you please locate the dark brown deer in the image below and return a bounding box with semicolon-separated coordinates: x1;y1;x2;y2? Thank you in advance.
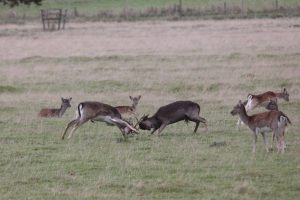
115;95;141;117
62;101;138;140
231;100;291;153
38;97;72;118
138;101;207;135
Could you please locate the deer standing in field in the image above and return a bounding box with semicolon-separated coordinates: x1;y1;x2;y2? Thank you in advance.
115;95;141;118
61;101;138;140
237;88;289;128
138;101;207;135
38;97;72;118
231;100;291;153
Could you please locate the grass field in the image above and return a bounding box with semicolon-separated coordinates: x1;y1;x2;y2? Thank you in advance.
0;18;300;199
1;0;300;21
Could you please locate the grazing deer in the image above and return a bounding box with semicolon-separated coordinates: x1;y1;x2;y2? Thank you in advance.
138;101;207;135
38;97;72;118
237;88;288;128
61;101;138;140
115;95;141;117
231;100;291;153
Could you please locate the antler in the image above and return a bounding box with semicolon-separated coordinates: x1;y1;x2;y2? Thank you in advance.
133;114;147;129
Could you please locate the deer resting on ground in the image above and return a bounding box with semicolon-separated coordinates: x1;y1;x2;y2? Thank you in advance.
38;97;72;118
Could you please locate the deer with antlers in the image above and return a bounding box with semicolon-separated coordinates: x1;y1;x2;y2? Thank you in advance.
231;100;291;153
138;101;207;135
61;101;138;140
38;97;72;118
237;88;289;128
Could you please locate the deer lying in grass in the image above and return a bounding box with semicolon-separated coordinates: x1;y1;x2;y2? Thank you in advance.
115;95;141;119
237;88;289;128
62;101;138;140
138;101;207;135
38;97;72;118
231;100;291;153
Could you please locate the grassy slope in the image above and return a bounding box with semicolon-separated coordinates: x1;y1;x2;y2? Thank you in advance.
0;19;300;199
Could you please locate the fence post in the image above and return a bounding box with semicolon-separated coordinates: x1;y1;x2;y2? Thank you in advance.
178;0;182;16
124;0;128;19
240;0;244;15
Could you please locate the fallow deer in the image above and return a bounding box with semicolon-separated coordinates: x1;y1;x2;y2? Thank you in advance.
138;101;207;135
115;95;141;118
237;88;289;128
245;88;289;111
38;97;72;118
61;101;138;140
231;100;291;153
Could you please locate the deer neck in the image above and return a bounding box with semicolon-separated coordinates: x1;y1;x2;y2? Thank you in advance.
131;102;137;112
58;105;68;117
275;92;284;99
238;106;250;126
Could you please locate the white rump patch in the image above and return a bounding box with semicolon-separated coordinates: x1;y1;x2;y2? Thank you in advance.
245;97;254;111
278;116;288;128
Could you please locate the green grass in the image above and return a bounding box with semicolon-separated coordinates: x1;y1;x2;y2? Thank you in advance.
0;0;300;21
0;19;300;199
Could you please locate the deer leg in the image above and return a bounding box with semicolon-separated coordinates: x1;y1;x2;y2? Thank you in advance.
157;123;167;136
62;119;77;140
277;128;286;153
253;130;258;153
188;116;207;133
117;125;128;139
67;119;88;139
260;132;269;152
274;129;282;153
150;127;159;135
194;121;200;133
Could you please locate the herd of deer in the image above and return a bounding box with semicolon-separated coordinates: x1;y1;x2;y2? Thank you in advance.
38;88;291;153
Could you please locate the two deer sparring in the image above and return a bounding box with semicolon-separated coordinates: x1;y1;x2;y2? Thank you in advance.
38;97;72;118
236;88;289;128
62;100;207;139
231;100;291;153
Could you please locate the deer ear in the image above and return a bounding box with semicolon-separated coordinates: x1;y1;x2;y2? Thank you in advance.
129;96;133;100
247;94;252;100
69;97;72;101
283;88;287;92
138;95;141;100
61;97;64;101
238;100;243;105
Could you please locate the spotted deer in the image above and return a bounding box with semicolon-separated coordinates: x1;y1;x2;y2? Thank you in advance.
38;97;72;118
62;101;138;140
237;88;289;128
231;100;291;153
